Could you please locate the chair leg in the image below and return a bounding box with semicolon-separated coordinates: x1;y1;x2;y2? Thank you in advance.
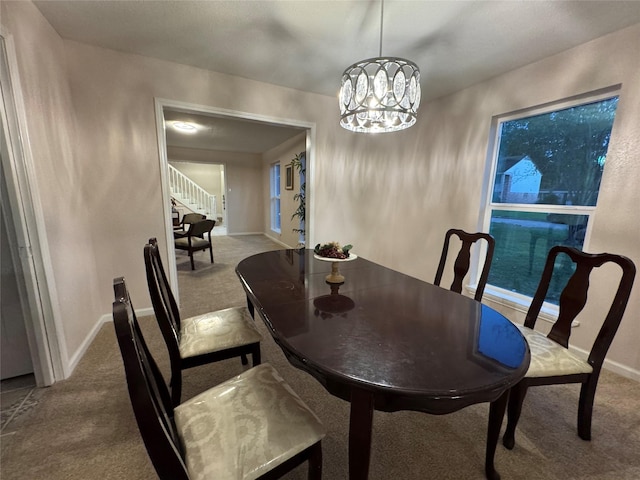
307;442;323;480
252;344;261;366
503;382;528;450
578;376;597;441
209;244;214;264
189;251;195;270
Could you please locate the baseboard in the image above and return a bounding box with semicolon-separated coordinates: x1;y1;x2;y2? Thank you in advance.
65;307;155;378
227;231;264;236
602;356;639;381
569;343;640;382
262;233;293;249
65;313;111;377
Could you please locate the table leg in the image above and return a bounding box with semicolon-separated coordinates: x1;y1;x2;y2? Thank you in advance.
485;390;509;480
245;294;255;318
349;388;375;480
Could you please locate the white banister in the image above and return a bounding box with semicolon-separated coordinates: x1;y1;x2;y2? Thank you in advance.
168;165;217;218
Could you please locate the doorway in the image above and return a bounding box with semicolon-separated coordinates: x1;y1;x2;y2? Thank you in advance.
1;147;33;380
155;98;314;300
0;32;59;386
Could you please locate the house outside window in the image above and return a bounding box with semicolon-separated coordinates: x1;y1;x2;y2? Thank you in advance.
270;163;281;233
482;93;619;307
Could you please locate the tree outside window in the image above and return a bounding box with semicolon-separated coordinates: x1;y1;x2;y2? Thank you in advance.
484;95;618;304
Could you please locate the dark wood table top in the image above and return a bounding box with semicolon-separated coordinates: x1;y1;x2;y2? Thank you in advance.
236;249;529;414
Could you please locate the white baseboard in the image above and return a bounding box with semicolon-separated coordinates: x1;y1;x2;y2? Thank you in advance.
227;231;264;236
567;343;639;381
263;233;293;248
65;307;155;378
603;359;640;382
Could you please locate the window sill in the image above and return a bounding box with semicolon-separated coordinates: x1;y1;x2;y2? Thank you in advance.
467;285;580;327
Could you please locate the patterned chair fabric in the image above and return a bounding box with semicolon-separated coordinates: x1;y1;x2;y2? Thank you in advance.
144;238;261;407
176;363;325;480
516;325;593;378
178;307;261;360
112;277;324;480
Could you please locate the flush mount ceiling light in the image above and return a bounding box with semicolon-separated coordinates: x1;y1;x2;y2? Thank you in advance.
172;121;198;133
339;0;421;133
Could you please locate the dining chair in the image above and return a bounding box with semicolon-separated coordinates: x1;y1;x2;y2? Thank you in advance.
174;218;215;270
434;228;496;301
174;212;206;239
503;245;635;449
144;237;261;406
112;277;325;480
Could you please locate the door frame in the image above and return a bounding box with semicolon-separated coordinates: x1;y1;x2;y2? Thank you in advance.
153;98;315;300
0;29;63;385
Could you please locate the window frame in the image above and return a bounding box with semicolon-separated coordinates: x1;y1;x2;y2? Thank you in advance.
478;88;620;320
270;162;281;233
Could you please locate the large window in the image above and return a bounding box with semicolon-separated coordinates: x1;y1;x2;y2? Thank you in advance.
270;163;281;233
483;94;619;305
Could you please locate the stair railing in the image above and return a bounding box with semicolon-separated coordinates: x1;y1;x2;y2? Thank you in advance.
168;165;217;217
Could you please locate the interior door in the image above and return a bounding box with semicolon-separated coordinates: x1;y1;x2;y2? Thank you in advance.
0;148;33;379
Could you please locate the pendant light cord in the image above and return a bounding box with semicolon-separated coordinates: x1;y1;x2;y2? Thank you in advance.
379;0;384;57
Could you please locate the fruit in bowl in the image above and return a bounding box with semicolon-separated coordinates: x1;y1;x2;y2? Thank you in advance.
314;242;353;259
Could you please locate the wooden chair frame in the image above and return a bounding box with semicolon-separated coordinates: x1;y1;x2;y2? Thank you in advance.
112;277;322;480
174;219;215;270
503;245;636;449
173;213;206;239
434;229;496;301
144;238;260;406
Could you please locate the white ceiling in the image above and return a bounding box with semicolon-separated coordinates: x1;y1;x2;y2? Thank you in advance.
33;0;640;153
163;109;305;154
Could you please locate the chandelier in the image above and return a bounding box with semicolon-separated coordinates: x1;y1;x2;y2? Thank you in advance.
339;0;421;133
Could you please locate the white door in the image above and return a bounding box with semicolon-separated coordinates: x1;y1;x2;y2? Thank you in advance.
0;148;33;379
0;32;59;385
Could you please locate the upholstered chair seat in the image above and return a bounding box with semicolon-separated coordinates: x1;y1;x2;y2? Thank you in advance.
175;236;209;250
113;277;325;480
175;363;326;480
145;238;262;407
515;325;593;378
178;307;261;360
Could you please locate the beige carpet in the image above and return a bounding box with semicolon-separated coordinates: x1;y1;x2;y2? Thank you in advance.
1;234;639;479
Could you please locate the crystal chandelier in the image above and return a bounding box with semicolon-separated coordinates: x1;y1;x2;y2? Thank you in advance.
339;0;421;133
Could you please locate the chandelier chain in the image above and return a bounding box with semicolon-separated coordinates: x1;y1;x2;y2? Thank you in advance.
379;0;384;57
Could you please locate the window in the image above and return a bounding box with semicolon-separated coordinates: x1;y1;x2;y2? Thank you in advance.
270;163;281;233
483;94;619;305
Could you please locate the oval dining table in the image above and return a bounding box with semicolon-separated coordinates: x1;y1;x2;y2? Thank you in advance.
236;249;530;480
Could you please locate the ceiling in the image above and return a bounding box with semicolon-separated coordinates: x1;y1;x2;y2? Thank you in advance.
34;0;640;153
163;109;305;154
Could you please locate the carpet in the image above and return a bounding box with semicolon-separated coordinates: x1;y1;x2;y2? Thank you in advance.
1;234;639;479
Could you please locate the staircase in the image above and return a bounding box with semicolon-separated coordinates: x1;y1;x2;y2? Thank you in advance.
168;165;217;218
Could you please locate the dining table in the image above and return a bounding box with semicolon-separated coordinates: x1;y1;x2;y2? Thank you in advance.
236;249;530;480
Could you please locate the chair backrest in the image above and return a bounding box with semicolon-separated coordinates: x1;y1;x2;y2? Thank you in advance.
525;245;635;370
186;218;215;240
181;213;205;226
434;229;496;301
144;238;183;375
112;277;189;480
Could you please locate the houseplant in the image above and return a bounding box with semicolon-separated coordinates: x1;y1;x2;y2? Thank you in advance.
290;152;305;246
